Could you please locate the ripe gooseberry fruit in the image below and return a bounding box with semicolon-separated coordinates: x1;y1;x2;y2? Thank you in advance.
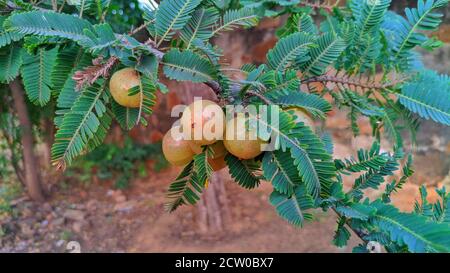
189;141;227;159
223;115;266;160
109;68;143;108
162;126;195;166
286;107;315;129
180;100;225;146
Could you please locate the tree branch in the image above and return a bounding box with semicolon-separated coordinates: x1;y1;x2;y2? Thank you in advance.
246;90;273;105
302;74;403;91
72;23;272;104
299;0;340;12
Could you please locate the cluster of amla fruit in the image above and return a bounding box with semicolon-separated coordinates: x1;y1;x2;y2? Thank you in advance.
109;68;315;172
162;99;271;171
161;99;315;171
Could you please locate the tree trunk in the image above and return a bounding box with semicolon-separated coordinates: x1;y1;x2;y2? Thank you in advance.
41;116;55;169
197;171;231;233
10;78;45;202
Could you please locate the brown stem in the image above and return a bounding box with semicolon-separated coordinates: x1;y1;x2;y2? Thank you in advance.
10;78;45;202
246;90;273;105
302;75;399;91
299;0;339;12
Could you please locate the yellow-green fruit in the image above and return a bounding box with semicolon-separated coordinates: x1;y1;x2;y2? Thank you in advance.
162;126;195;166
180;100;225;146
109;68;142;108
223;116;266;160
189;141;227;159
208;155;227;171
286;107;314;128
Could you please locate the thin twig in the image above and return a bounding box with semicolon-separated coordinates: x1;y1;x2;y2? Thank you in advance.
58;0;66;13
246;90;273;105
299;0;339;12
302;74;403;91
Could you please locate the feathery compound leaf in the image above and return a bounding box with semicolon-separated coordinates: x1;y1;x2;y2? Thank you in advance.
194;151;213;185
0;45;22;83
382;0;449;61
127;72;158;126
21;47;58;106
335;202;376;220
269;186;314;227
263;151;302;195
277;12;318;38
111;101;139;131
266;32;315;71
155;0;202;45
51;46;83;96
398;70;450;126
180;8;219;49
212;8;259;36
333;218;351;247
350;157;399;201
370;201;450;253
335;142;390;173
5;11;94;44
225;154;261;189
252;107;336;198
351;0;392;33
268;90;332;119
0;16;24;48
51;80;109;168
262;69;300;93
301;33;346;76
55;52;92;127
165;161;204;212
163;49;217;82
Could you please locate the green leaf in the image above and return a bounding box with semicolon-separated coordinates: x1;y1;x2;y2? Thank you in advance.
370;201;450;253
5;11;94;44
351;0;392;34
51;80;110;168
194;150;212;185
155;0;202;45
0;45;22;83
383;0;449;61
163;49;217;82
165;161;203;212
301;33;346;76
55;51;92;127
269;186;314;227
335;202;376;221
333;218;351;248
277;12;318;38
252;106;336;199
268;90;332;119
51;46;83;96
335;142;390;173
111;100;139;131
128;72;158;126
398;70;450;126
212;7;259;36
0;16;24;48
262;151;301;195
21;47;58;106
225;154;261;189
180;8;219;49
266;32;315;71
